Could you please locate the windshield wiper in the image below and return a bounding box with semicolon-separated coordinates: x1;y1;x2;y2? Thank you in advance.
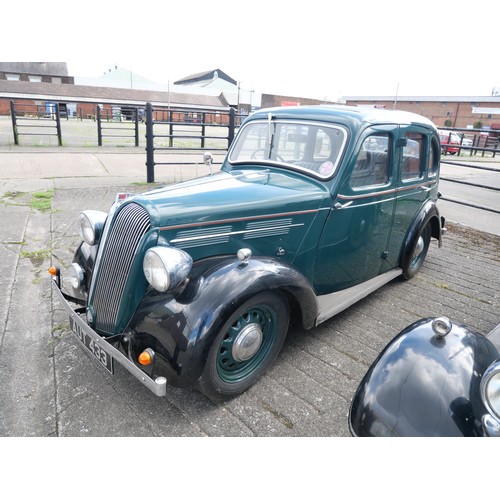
267;113;275;159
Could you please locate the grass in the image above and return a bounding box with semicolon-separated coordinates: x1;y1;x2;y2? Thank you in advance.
2;191;25;199
30;190;54;212
20;248;52;267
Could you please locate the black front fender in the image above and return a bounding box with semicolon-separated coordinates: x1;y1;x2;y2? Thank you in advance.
349;318;500;437
128;256;317;387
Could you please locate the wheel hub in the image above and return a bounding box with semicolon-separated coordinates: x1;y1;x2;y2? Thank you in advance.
413;235;424;259
232;323;263;362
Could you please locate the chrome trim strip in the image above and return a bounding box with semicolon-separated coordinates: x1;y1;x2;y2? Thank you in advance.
160;208;327;232
170;222;304;245
338;181;437;201
315;269;402;325
52;280;167;397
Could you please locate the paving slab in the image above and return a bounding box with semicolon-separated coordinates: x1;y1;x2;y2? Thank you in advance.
0;149;499;436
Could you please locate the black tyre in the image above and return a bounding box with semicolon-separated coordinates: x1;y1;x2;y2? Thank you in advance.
197;291;289;401
402;223;431;280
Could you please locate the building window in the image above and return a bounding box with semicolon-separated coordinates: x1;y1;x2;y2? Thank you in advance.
29;75;42;83
52;77;62;84
6;74;20;81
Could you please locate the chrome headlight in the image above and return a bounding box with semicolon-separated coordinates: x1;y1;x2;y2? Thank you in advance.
480;360;500;421
143;246;192;292
79;210;107;246
68;263;85;291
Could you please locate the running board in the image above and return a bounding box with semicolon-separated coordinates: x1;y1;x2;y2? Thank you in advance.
316;268;402;326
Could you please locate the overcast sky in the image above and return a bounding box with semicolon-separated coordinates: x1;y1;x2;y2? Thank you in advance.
4;0;500;100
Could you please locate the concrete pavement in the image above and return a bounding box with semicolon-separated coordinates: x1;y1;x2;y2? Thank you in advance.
0;147;499;436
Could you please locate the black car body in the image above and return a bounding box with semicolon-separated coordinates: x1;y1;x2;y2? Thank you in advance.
349;317;500;437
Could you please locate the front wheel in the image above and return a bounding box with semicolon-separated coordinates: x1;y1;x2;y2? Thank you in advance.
402;223;431;280
197;291;289;401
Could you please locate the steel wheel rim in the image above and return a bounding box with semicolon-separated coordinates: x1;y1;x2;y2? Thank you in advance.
409;227;429;271
217;305;278;383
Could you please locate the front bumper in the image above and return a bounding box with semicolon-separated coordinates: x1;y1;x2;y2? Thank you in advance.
52;279;167;397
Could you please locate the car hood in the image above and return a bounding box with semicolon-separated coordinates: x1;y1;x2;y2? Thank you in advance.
129;168;330;261
135;169;328;226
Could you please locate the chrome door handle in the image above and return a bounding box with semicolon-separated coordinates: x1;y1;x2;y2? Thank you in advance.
334;201;353;209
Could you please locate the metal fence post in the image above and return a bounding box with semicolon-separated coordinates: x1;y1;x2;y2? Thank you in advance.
201;112;206;148
55;103;63;146
134;107;139;147
228;107;235;147
10;100;19;145
145;102;155;183
97;105;102;146
169;110;173;147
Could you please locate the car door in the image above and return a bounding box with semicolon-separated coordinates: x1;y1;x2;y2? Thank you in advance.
313;126;398;294
383;125;436;271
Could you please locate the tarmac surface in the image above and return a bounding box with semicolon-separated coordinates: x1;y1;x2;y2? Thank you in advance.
0;147;499;437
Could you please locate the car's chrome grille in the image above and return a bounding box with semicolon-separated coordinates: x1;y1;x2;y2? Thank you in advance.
92;203;150;333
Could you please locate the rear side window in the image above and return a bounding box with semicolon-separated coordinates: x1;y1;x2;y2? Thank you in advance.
428;137;440;177
350;134;390;189
402;133;424;180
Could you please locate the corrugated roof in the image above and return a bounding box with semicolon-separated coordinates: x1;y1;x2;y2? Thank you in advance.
174;69;237;86
97;67;157;86
0;62;69;76
0;80;228;109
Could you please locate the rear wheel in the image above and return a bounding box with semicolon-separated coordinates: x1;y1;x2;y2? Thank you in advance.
197;291;289;401
402;223;431;280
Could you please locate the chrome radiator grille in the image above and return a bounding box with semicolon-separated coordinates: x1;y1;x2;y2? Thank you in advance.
92;202;151;333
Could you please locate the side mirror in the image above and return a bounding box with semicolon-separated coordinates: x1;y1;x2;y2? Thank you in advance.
203;152;213;175
203;152;213;166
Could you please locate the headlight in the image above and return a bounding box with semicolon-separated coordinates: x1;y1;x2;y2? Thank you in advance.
480;360;500;421
143;246;192;292
68;263;85;291
79;210;107;246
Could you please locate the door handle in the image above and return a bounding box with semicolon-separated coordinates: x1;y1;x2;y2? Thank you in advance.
334;201;353;209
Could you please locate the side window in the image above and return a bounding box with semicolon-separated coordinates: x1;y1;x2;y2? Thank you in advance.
428;137;440;177
402;132;424;180
350;134;390;189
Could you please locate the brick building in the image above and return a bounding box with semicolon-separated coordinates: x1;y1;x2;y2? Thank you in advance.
0;62;74;85
261;93;329;108
344;96;500;129
3;63;500;130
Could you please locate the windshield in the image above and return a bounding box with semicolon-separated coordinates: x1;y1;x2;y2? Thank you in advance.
228;120;348;179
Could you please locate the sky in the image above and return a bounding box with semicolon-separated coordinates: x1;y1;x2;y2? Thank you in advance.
3;0;500;101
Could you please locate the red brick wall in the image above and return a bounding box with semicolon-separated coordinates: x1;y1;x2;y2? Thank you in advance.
345;98;500;128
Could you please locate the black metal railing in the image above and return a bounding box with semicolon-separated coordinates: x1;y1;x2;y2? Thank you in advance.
10;100;62;146
96;105;141;147
439;127;500;157
144;102;240;182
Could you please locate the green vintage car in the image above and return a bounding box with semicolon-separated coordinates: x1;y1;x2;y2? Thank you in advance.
52;105;445;401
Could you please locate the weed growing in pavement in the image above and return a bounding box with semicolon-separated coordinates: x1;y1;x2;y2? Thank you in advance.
20;248;52;267
30;190;54;212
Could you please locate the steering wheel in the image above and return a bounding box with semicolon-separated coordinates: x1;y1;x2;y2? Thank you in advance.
251;148;285;162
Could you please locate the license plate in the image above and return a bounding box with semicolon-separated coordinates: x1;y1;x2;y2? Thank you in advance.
70;315;114;374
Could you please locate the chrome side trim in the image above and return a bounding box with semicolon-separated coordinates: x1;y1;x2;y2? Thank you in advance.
170;219;304;247
52;280;167;397
315;268;402;325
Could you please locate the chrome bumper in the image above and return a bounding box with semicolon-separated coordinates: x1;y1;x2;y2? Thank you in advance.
52;279;167;397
